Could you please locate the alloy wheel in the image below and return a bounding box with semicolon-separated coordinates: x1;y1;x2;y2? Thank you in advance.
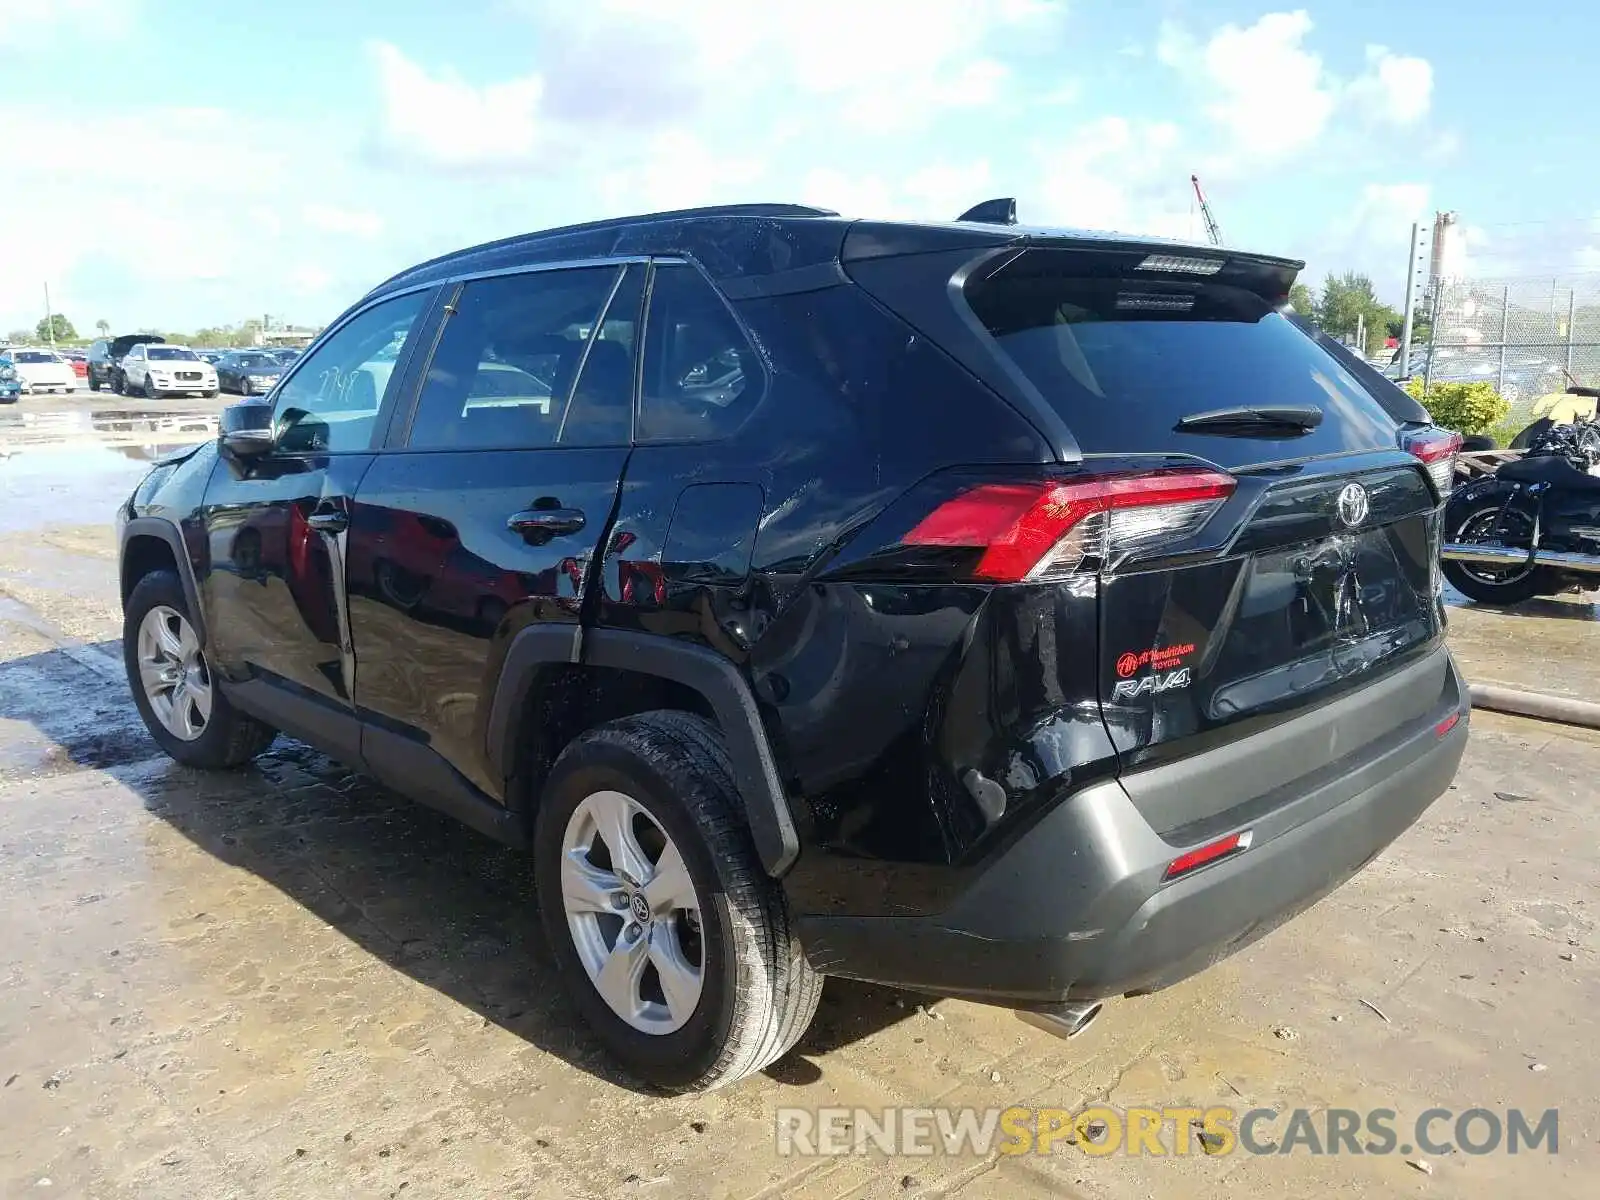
559;789;704;1034
136;605;213;741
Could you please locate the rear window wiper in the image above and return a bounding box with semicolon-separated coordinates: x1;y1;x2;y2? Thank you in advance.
1175;404;1324;434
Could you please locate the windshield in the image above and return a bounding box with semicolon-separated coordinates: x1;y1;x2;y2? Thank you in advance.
238;354;279;369
148;347;199;361
963;252;1399;465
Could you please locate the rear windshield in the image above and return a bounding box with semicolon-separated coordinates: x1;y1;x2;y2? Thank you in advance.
15;351;59;363
964;257;1400;461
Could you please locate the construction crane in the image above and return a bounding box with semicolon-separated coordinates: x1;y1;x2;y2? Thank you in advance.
1190;174;1223;247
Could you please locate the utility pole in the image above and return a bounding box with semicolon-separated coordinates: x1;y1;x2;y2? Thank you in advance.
1422;279;1443;400
43;282;56;350
1398;222;1421;377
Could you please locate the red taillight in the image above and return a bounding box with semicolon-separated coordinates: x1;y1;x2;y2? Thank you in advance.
1164;830;1251;881
901;470;1236;582
1435;711;1461;738
1403;428;1462;497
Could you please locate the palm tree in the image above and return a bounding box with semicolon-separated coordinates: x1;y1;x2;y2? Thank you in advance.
96;319;110;337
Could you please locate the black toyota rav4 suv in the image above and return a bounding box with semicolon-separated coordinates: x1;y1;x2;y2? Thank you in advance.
117;202;1469;1091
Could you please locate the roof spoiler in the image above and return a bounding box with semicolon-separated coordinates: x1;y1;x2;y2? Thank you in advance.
957;198;1018;226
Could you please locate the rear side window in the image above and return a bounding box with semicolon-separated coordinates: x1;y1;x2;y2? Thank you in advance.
963;254;1398;461
637;263;760;442
406;265;637;450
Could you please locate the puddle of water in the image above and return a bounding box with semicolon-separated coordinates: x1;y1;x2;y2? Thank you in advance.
0;444;163;533
0;404;221;533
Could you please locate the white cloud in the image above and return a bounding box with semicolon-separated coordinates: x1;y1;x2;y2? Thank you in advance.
303;204;384;239
1158;11;1434;166
382;1;1054;172
1348;46;1433;125
1159;11;1337;160
799;161;993;222
0;103;400;330
369;41;546;168
289;265;335;294
1308;182;1433;297
597;131;764;216
0;0;134;47
1031;117;1196;240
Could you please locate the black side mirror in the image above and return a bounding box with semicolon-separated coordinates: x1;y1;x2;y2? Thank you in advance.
220;401;274;457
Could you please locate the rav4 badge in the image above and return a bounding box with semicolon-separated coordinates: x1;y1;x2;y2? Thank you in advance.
1111;667;1193;702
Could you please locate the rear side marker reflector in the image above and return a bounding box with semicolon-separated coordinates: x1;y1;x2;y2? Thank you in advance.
1435;711;1461;738
1164;830;1252;882
902;470;1236;582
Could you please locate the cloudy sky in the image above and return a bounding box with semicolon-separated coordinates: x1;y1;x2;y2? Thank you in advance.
0;0;1592;334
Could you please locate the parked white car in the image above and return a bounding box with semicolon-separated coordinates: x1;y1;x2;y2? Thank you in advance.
10;349;77;394
121;344;218;399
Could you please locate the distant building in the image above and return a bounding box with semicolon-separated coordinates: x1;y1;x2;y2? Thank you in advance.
254;324;321;348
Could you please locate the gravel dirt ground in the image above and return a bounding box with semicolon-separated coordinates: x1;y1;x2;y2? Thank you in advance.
2;394;1597;1198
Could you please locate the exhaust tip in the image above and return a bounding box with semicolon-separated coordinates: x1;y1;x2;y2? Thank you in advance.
1016;1000;1105;1041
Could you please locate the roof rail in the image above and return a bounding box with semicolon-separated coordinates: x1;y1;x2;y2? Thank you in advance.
528;203;839;242
371;203;840;295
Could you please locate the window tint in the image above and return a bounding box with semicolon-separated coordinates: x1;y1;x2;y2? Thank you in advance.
962;251;1397;462
273;290;428;453
406;266;637;450
148;347;198;361
637;264;759;442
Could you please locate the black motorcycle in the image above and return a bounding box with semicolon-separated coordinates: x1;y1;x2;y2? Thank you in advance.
1441;385;1600;605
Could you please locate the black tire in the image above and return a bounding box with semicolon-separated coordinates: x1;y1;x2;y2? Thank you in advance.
1441;498;1547;606
122;569;277;768
202;389;217;399
111;370;124;395
238;378;252;397
534;711;821;1092
89;377;101;392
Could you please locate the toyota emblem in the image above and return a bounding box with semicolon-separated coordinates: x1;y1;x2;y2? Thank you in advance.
1336;482;1370;528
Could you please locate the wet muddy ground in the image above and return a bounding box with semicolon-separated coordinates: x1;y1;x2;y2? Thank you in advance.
2;395;1599;1198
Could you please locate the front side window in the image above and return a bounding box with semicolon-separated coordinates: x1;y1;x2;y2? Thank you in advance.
637;263;760;442
273;290;429;453
406;265;638;450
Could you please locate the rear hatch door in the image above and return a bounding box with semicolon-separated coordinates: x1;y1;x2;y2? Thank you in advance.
866;239;1451;837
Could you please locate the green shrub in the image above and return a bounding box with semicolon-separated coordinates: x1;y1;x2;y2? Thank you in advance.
1403;378;1510;436
1485;415;1526;450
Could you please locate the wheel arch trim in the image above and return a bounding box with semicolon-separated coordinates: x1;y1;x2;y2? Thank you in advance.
120;516;207;647
486;626;800;877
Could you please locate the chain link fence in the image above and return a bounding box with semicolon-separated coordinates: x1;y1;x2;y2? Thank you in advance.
1420;275;1600;430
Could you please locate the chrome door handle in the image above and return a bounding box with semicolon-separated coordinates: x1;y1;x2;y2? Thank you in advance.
507;508;586;537
306;509;347;534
